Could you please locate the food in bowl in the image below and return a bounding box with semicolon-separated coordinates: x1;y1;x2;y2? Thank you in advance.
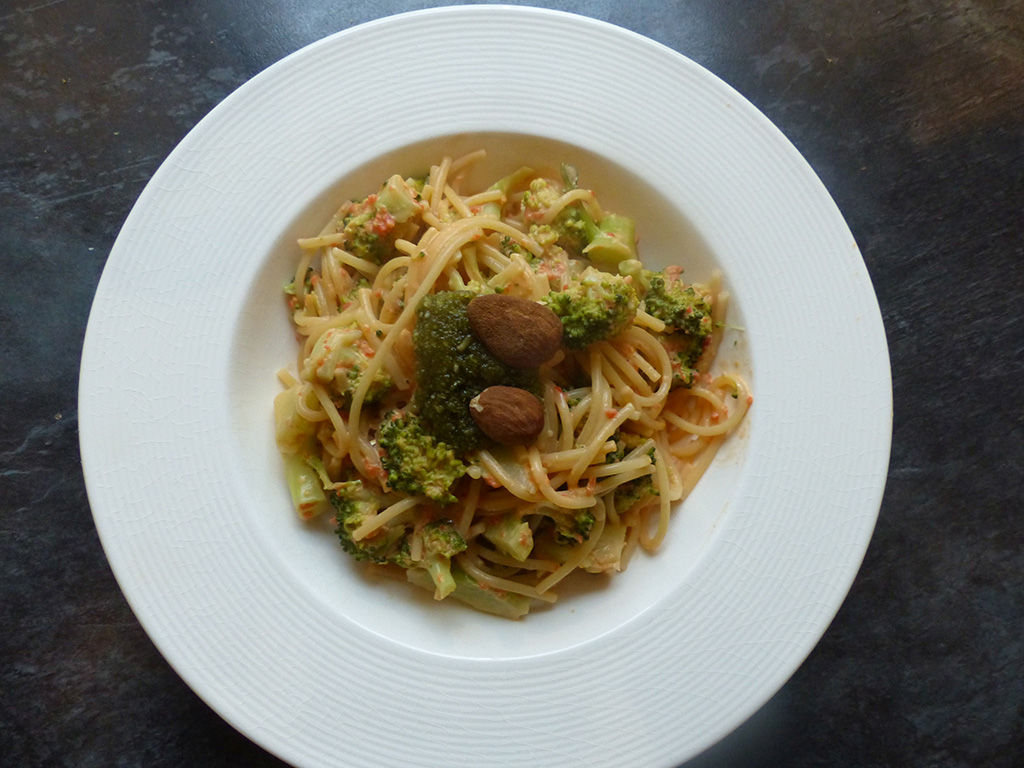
273;150;750;618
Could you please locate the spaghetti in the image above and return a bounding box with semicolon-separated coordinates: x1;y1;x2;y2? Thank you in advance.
273;153;751;618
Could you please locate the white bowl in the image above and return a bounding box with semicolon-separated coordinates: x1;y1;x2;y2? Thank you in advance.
80;7;891;767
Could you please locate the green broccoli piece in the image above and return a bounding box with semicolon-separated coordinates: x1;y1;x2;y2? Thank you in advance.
546;508;597;546
543;266;639;349
283;266;316;302
377;412;467;504
520;177;561;210
281;453;330;520
375;174;422;223
643;272;714;337
522;178;592;256
584;213;636;270
550;205;594;256
330;481;409;564
606;433;659;511
482;513;534;562
661;333;708;388
522;177;637;268
273;387;318;455
274;389;333;520
498;234;530;259
331;483;467;601
418;520;468;599
642;271;714;388
613;472;658;513
301;326;391;405
406;562;532;619
338;208;387;263
333;175;424;264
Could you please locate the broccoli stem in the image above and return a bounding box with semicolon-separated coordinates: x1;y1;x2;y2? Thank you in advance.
584;213;637;269
406;564;532;619
283;453;328;519
482;514;534;562
273;387;317;455
480;166;534;218
423;555;457;600
376;174;420;223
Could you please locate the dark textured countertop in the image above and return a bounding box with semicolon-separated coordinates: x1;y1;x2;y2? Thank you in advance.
3;1;1021;766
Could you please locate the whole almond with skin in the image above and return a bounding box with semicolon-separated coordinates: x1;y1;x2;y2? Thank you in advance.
469;386;545;445
467;294;563;368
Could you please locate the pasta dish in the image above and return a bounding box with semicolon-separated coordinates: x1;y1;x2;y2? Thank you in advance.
273;151;751;618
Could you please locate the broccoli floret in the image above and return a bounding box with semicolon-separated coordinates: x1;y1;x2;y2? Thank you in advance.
301;326;391;405
521;177;562;211
375;174;423;224
543;266;639;349
661;332;708;388
499;234;530;258
551;206;594;257
643;272;714;337
561;509;596;545
642;271;714;388
605;432;659;512
333;176;424;264
330;481;409;564
614;472;658;512
482;513;534;562
418;520;468;599
413;291;538;454
337;208;387;264
331;483;467;599
522;177;637;268
377;412;466;504
545;508;597;546
522;178;593;257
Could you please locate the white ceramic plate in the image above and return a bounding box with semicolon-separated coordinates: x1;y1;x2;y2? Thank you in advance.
80;6;891;767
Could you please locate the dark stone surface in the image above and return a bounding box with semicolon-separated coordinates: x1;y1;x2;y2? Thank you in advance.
2;1;1021;766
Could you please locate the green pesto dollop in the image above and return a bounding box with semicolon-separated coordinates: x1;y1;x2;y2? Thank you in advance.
413;291;538;455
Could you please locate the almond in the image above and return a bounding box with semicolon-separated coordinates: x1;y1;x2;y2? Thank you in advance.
467;294;563;368
469;386;544;446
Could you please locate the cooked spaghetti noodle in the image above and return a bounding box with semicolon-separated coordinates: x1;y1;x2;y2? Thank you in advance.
273;153;751;618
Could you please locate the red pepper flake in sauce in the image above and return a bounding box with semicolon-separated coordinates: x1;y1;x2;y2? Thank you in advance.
370;209;395;235
362;458;385;482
